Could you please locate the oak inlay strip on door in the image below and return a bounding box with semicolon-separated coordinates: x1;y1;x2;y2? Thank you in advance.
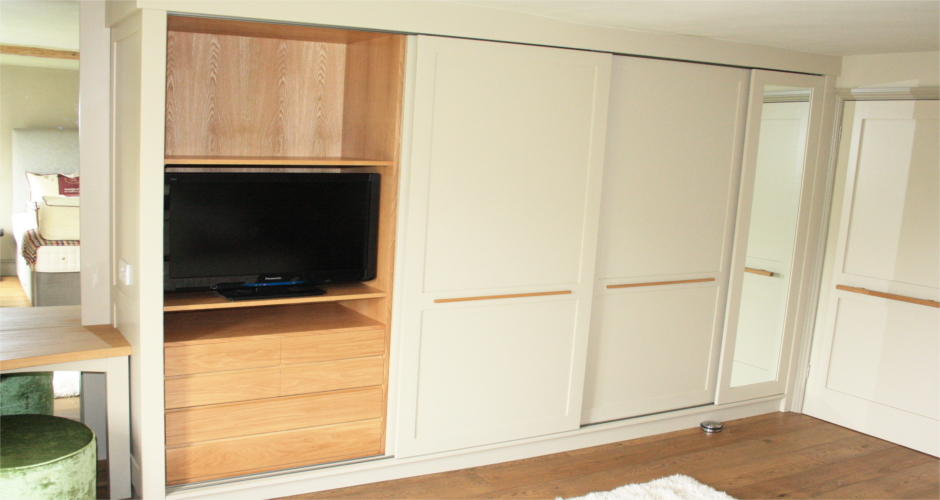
836;285;939;308
745;267;775;277
434;291;572;304
607;278;715;289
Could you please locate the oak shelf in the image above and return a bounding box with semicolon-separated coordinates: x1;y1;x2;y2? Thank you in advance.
164;283;387;312
164;302;384;346
164;156;394;167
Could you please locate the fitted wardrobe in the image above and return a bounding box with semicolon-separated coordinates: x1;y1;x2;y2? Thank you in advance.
395;36;825;455
108;8;833;499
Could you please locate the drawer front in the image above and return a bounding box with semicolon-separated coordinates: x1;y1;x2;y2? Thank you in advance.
280;356;385;395
166;418;383;484
165;338;280;376
165;386;384;446
165;367;280;409
280;328;385;365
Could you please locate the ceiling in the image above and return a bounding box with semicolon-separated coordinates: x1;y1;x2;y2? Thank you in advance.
456;1;940;56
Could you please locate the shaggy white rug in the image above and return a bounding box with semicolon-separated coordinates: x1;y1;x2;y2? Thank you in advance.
561;474;734;500
53;371;81;398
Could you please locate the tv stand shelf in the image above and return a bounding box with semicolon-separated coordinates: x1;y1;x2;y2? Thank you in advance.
164;302;384;346
164;283;386;312
164;156;394;167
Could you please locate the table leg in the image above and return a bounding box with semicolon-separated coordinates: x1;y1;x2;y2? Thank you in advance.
106;356;131;500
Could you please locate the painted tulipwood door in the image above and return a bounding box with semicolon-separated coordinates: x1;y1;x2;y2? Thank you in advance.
803;99;939;456
394;35;611;457
582;56;749;424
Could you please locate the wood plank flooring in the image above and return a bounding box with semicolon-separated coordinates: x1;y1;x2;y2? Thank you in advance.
0;275;31;307
282;412;939;500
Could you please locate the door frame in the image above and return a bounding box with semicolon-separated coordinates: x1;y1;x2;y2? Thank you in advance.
789;85;940;413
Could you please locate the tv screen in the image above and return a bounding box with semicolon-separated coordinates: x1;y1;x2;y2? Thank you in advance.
164;171;380;295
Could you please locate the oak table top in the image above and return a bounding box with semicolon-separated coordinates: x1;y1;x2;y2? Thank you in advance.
1;306;131;371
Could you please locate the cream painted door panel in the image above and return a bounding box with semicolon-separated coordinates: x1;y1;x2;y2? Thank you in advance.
593;57;748;281
412;298;582;452
804;99;939;456
582;56;748;424
396;36;611;457
584;284;724;423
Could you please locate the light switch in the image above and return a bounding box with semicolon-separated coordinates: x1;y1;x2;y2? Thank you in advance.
118;260;133;286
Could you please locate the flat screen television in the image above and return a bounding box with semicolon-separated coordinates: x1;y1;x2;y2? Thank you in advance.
164;171;380;300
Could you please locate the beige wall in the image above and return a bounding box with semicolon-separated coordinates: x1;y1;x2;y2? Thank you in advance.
0;64;79;274
80;0;112;325
837;51;940;88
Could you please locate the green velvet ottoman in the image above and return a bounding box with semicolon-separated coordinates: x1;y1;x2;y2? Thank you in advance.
0;372;54;415
0;414;97;500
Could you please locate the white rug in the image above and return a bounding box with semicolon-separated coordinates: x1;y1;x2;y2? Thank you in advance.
53;371;81;398
561;474;734;500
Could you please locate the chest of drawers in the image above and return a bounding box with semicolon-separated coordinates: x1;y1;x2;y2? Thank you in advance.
163;303;388;485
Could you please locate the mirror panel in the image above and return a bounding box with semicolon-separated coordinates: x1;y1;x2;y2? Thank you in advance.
715;71;826;405
730;88;809;387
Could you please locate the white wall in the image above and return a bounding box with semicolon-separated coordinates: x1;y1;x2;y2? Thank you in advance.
79;0;112;324
0;64;79;275
837;51;939;88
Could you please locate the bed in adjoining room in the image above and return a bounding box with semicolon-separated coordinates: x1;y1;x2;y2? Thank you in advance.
10;128;81;306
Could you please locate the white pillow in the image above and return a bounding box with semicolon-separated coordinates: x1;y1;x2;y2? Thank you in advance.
26;173;59;204
25;172;80;209
38;196;80;240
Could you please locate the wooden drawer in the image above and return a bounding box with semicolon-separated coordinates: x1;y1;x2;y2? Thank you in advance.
166;356;385;409
165;367;280;409
165;337;280;376
165;386;384;446
280;356;385;395
166;418;383;485
281;329;385;365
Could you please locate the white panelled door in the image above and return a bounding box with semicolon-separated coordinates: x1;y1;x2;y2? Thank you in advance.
582;56;749;424
395;36;611;457
803;99;939;456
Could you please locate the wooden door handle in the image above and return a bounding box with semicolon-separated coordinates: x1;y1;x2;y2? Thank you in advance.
836;285;939;308
434;290;572;304
607;278;715;289
745;267;774;277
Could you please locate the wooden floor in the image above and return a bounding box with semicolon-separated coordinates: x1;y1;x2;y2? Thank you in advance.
0;275;31;307
283;412;939;500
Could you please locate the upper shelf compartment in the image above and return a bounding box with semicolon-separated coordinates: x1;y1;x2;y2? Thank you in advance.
164;156;394;167
165;15;405;164
164;283;387;312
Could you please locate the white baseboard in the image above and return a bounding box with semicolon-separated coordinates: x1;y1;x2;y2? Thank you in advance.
166;397;783;500
1;259;16;276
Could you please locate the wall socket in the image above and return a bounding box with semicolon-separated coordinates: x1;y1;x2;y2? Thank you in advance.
118;260;133;286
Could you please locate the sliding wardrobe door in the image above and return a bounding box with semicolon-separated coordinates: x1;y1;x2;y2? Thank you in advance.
395;36;611;456
582;56;748;424
395;37;611;456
